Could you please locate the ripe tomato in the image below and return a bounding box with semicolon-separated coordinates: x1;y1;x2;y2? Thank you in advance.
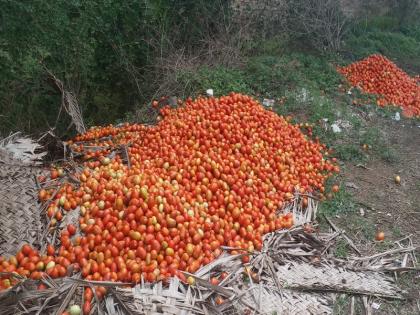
0;93;341;290
82;300;91;315
210;277;219;286
67;224;77;236
338;55;420;118
21;244;32;256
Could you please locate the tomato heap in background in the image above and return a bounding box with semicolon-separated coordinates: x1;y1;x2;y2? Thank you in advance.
338;54;420;117
0;93;338;294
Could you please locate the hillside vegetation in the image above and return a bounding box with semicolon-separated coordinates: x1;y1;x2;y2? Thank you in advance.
0;0;418;137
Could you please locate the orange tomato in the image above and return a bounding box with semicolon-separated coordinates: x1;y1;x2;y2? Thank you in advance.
338;55;420;118
0;93;340;288
376;231;385;241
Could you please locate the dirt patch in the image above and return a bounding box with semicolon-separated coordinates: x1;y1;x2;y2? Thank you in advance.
326;109;420;314
342;116;420;243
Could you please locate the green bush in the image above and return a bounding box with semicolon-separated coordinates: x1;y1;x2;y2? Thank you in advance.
346;31;420;63
244;53;340;97
245;55;301;97
1;0;419;138
0;0;234;137
344;18;420;72
176;67;251;97
352;16;401;33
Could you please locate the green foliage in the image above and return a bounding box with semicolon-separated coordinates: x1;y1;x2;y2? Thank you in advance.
293;54;341;93
333;295;351;314
391;225;404;238
170;51;341;103
245;55;302;97
360;127;399;163
176;67;251;97
319;183;356;216
334;144;365;163
245;36;289;56
244;53;341;97
400;24;420;42
1;0;419;138
351;215;376;241
346;31;420;63
335;239;349;258
0;1;137;135
345;19;420;74
375;240;395;252
0;0;233;136
352;16;401;33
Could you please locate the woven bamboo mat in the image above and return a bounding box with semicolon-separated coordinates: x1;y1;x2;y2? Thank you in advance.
0;134;46;256
0;134;417;314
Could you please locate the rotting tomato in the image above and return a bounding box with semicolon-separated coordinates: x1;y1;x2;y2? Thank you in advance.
0;93;339;291
338;54;420;117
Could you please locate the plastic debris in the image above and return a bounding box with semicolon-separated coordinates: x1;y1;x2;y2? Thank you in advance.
263;98;275;107
331;124;342;133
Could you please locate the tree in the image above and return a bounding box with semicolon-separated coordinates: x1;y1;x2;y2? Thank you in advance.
390;0;420;27
285;0;350;51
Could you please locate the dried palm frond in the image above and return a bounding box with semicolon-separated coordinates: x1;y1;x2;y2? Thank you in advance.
0;132;46;165
229;285;332;315
274;262;403;298
0;174;414;315
0;133;49;257
280;191;318;225
115;278;206;315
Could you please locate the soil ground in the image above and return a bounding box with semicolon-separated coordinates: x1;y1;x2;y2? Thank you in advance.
339;115;420;246
330;110;420;314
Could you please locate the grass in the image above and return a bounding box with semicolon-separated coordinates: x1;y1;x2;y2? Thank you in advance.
333;295;350;314
379;272;420;315
319;184;356;216
346;215;376;241
374;240;395;252
360;127;399;163
391;226;403;238
333;144;365;163
361;219;378;240
276;84;365;155
346;31;420;63
245;52;341;97
378;148;399;163
333;295;366;315
335;239;350;259
346;18;420;70
320;201;376;242
174;48;343;101
396;269;420;292
333;295;368;315
176;67;251;97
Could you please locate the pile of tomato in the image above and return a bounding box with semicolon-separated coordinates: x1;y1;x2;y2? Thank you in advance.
0;93;338;305
338;54;420;117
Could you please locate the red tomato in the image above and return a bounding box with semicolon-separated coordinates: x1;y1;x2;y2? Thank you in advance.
338;55;420;118
82;300;91;315
67;224;77;236
0;93;342;290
